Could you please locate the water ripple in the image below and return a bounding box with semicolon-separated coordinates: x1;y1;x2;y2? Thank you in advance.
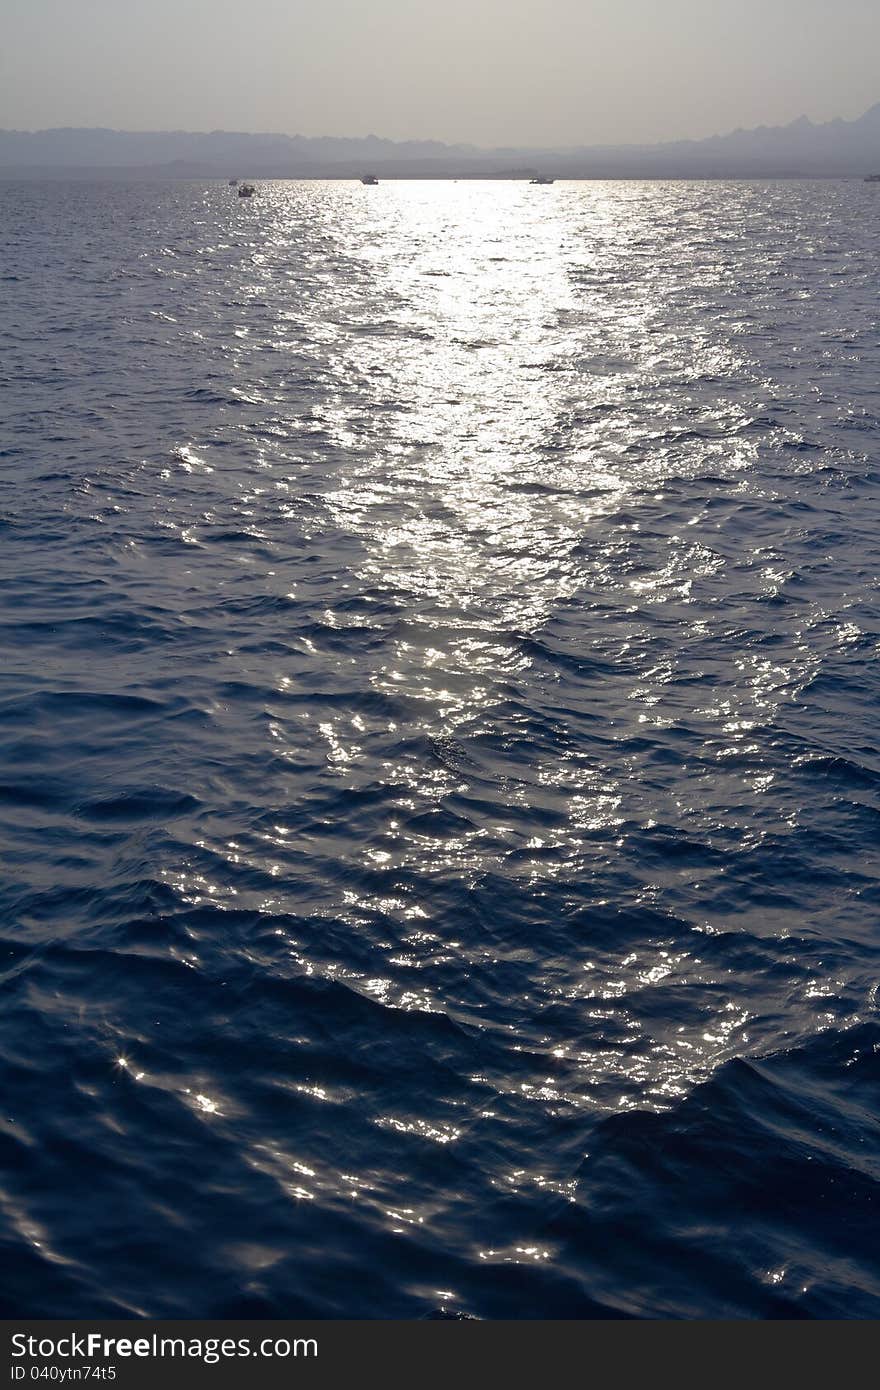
1;178;879;1317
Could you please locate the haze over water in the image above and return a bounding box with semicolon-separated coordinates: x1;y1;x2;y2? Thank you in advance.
1;177;879;1317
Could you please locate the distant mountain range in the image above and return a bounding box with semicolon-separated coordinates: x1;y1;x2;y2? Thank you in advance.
2;104;880;179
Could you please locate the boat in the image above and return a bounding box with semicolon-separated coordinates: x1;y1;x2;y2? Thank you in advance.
865;174;880;182
360;175;379;185
530;175;555;185
229;178;239;186
238;183;256;197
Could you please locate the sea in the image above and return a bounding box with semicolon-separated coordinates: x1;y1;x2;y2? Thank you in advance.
1;178;879;1318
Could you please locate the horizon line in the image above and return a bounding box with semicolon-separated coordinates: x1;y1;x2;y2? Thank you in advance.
3;98;879;155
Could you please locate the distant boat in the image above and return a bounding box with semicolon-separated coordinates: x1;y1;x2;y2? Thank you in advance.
865;174;880;182
238;183;256;197
530;175;555;185
360;175;379;185
228;178;239;186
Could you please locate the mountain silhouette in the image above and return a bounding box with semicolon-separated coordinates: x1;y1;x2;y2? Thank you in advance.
2;104;879;178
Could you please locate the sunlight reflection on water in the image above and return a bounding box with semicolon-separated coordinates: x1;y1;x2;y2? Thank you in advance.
2;177;879;1316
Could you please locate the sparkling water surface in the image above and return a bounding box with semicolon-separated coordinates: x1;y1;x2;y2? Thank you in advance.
1;178;879;1317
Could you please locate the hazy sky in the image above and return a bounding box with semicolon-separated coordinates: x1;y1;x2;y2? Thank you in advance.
2;0;879;147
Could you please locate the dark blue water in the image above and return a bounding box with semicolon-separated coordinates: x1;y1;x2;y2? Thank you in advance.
1;178;879;1318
